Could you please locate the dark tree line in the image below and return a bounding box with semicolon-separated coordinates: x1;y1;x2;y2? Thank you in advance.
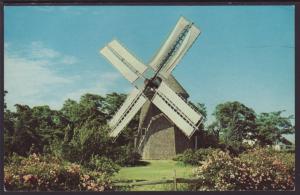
4;91;140;166
207;101;294;153
4;91;294;164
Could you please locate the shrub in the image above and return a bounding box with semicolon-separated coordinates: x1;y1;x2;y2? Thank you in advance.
4;153;114;191
112;145;141;166
173;149;195;165
85;155;120;176
239;147;295;178
173;148;222;165
192;147;295;191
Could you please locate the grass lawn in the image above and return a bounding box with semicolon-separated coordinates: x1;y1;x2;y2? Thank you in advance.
113;160;196;191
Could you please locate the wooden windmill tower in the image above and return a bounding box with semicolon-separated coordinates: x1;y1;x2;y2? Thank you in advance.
100;17;204;159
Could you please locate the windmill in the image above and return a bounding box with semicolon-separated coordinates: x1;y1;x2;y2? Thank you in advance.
100;17;204;159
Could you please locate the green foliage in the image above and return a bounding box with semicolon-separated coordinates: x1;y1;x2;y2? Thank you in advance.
207;121;220;140
112;144;141;166
61;94;106;125
86;155;120;176
173;149;196;165
102;92;127;118
192;148;295;190
214;101;256;142
208;102;294;150
63;124;112;163
173;148;222;165
210;101;256;153
4;153;114;191
4;103;66;156
255;111;294;146
4;89;295;192
57;93;141;167
4;91;141;166
197;131;219;148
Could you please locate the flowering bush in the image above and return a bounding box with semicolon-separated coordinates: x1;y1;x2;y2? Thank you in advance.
192;148;295;191
4;153;114;191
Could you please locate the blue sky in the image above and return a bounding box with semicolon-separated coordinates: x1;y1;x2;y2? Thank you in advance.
4;6;295;127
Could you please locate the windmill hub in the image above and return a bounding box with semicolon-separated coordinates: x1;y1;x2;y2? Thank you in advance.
143;76;162;98
100;16;203;159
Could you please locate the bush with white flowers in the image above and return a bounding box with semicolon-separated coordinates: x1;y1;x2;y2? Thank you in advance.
192;148;294;191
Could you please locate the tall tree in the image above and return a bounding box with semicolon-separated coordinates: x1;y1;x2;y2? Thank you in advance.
255;111;294;146
213;101;256;146
59;93;115;163
103;92;127;119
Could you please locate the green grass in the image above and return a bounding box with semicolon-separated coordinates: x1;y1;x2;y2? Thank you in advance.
113;160;196;191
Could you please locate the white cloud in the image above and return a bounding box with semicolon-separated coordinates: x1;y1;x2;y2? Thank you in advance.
4;42;121;110
62;72;121;102
28;41;79;65
4;47;73;110
60;55;78;65
30;41;61;59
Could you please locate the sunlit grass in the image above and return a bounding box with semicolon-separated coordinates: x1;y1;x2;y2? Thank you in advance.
113;160;195;191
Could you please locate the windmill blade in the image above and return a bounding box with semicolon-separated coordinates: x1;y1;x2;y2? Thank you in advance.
149;17;201;78
109;88;147;138
151;81;203;138
160;25;200;78
100;46;139;83
107;40;148;75
156;81;203;125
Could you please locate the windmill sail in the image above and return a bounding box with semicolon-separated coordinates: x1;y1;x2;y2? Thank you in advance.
107;40;148;75
149;17;200;78
100;46;139;83
151;81;203;138
100;16;203;140
108;88;147;137
160;25;200;77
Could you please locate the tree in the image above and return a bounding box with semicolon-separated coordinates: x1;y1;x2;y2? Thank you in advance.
103;92;127;118
31;105;66;152
4;90;8;110
79;93;106;121
212;101;256;150
4;102;67;156
62;123;112;163
59;93;121;163
61;94;106;125
207;121;220;139
60;99;81;123
8;104;42;155
255;111;294;146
